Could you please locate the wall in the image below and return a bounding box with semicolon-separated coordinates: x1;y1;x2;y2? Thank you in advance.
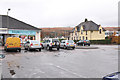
36;30;41;42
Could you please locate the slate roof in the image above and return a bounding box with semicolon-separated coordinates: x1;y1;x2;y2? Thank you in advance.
72;20;105;32
0;15;41;30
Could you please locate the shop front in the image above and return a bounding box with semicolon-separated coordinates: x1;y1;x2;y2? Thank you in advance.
0;15;41;46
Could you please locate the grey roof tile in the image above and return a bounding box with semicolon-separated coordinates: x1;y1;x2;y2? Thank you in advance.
1;15;41;30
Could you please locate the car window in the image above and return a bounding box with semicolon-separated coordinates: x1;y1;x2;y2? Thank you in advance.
31;40;39;43
68;40;74;43
46;40;50;43
52;39;59;42
61;40;64;43
26;41;30;43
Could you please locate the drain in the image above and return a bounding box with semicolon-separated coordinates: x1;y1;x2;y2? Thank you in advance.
10;70;16;75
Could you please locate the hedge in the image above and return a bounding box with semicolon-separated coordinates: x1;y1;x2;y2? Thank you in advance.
73;39;112;44
90;39;112;44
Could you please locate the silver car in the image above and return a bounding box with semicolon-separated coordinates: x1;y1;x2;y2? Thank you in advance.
24;40;42;51
42;38;60;50
60;40;76;49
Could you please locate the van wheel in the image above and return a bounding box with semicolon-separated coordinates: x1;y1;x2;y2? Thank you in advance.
39;48;41;52
19;49;21;52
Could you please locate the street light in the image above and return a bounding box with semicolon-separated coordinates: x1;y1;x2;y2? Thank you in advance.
7;8;11;16
7;8;11;29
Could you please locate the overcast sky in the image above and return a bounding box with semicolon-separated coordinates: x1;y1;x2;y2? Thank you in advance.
0;0;119;28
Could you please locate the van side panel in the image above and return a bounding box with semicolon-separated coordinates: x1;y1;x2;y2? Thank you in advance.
6;37;21;48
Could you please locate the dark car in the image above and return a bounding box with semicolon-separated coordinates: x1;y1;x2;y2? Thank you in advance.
76;40;90;46
0;54;5;59
102;72;120;80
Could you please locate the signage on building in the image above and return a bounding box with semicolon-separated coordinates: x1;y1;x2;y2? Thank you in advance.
9;30;36;35
0;30;8;34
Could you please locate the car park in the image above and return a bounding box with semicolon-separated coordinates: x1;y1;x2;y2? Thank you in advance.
60;40;76;49
102;72;120;80
24;40;42;51
42;38;60;50
76;40;90;46
4;37;21;52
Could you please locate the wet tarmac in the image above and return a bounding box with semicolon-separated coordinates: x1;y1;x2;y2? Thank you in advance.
1;45;118;78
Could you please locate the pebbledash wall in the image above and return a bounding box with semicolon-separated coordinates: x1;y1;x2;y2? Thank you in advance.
0;15;41;45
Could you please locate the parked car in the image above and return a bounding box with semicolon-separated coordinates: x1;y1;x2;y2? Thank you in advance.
60;40;76;49
0;54;5;59
24;40;42;51
4;37;21;52
102;72;120;80
76;40;90;46
42;38;60;50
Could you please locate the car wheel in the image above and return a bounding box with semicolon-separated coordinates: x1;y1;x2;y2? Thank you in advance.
83;44;85;46
25;47;27;50
88;44;90;46
64;45;67;49
28;47;30;51
39;48;41;51
42;45;44;49
49;47;52;50
72;47;75;49
57;48;59;50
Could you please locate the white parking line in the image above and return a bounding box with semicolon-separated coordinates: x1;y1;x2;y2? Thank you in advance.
49;63;87;78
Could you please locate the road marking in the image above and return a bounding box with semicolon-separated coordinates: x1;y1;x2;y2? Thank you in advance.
49;63;87;78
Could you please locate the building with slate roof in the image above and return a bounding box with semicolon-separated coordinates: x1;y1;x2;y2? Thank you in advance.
0;15;41;46
70;19;106;40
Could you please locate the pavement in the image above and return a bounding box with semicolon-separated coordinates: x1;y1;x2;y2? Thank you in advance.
0;46;99;51
1;45;118;78
76;46;98;49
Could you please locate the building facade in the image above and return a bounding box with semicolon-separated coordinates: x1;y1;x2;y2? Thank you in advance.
0;15;41;46
70;19;105;40
104;27;120;37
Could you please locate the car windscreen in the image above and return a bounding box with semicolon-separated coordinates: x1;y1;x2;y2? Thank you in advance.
68;40;74;43
86;40;90;42
52;39;59;42
31;40;39;43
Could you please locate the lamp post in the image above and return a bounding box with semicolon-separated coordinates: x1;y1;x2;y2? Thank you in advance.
7;8;11;29
7;8;11;16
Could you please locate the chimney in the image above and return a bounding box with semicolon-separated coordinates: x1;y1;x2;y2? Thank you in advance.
85;18;88;22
